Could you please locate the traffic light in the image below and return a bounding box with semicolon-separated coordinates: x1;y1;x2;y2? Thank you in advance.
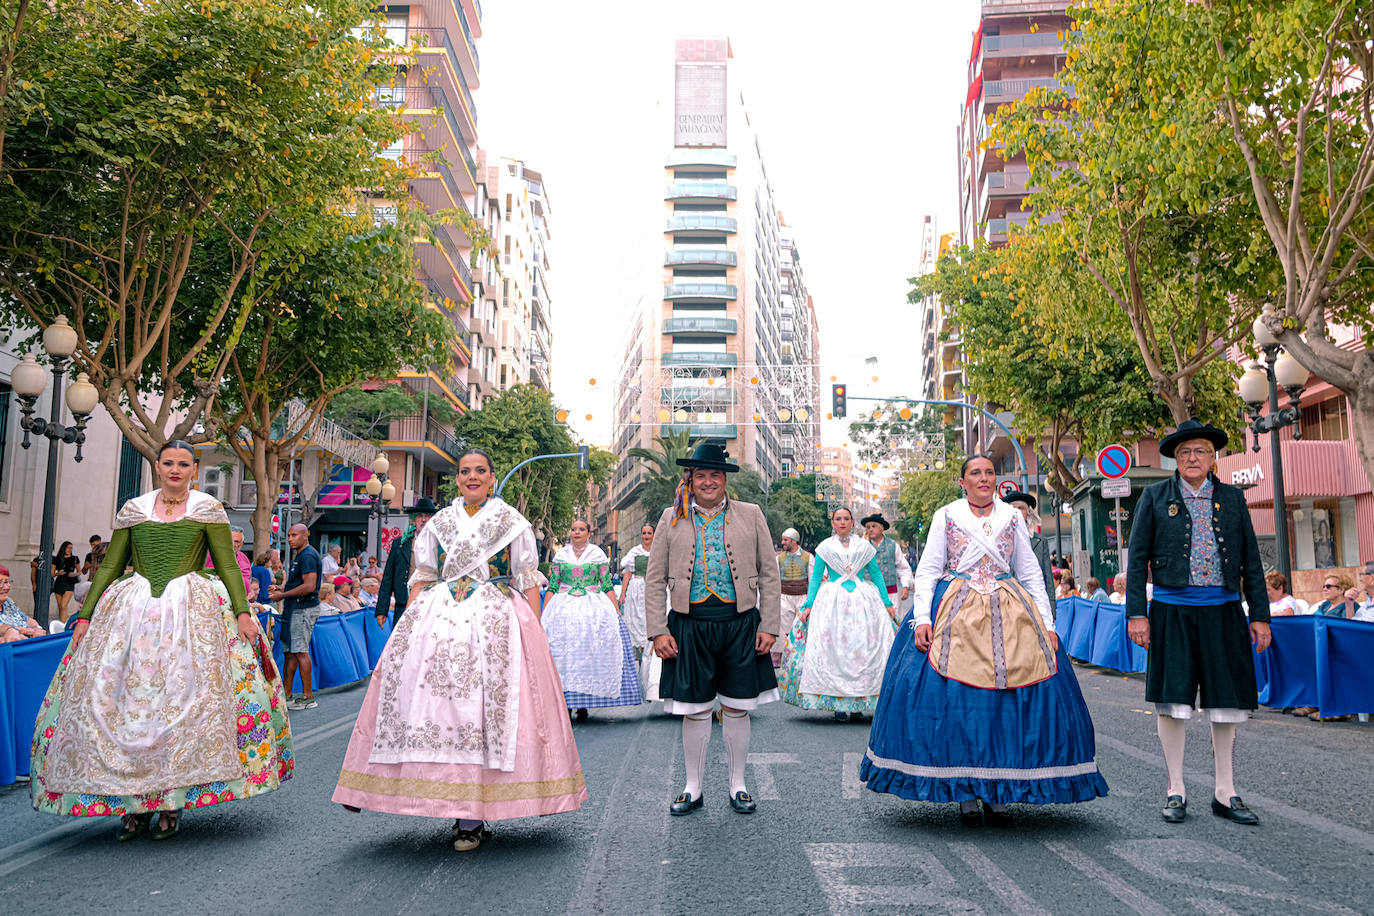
832;383;847;419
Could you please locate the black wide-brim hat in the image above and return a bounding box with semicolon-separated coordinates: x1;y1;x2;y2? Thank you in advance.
1000;490;1037;509
406;496;440;515
677;440;740;473
860;513;890;530
1159;419;1229;459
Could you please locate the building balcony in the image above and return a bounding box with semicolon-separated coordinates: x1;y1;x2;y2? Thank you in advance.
984;76;1067;104
665;182;738;202
983;31;1073;57
408;27;479;138
987;210;1033;244
395;84;478;190
661;351;739;368
663;283;738;302
659;386;737;405
664;248;738;269
661;423;739;439
665;214;737;236
985;167;1031;198
662;316;738;335
666;149;737;170
382;414;464;469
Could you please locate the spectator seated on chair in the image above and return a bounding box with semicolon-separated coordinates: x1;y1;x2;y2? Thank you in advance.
1312;574;1354;617
1085;577;1110;602
1265;571;1303;617
0;565;47;641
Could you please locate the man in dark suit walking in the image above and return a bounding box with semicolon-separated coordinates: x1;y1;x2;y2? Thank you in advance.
376;497;437;628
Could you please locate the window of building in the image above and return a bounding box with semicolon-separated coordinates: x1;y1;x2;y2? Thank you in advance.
1299;396;1349;442
0;381;10;500
116;435;145;508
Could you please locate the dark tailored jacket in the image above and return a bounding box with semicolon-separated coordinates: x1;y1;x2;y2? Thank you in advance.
1125;472;1269;623
376;533;413;618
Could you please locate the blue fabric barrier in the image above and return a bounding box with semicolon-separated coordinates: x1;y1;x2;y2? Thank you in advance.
364;610;394;668
1257;616;1319;708
0;632;72;784
1056;598;1146;673
1315;616;1374;717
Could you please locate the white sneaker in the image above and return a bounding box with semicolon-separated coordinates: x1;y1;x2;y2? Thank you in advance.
287;697;317;711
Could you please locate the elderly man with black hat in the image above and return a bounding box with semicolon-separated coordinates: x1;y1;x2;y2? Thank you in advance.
376;496;438;628
645;441;782;816
861;512;912;613
1125;419;1271;827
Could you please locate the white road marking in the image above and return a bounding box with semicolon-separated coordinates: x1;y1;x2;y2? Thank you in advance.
804;842;984;915
1045;841;1171;916
842;752;862;799
948;842;1051;916
747;752;799;801
1099;734;1374;855
1109;839;1356;914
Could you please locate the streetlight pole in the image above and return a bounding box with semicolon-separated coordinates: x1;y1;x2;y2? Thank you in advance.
1238;307;1310;582
365;454;395;563
11;317;100;628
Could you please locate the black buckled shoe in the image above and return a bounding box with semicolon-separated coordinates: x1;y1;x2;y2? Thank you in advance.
728;790;757;814
1161;795;1187;823
1211;796;1259;826
982;802;1013;827
670;792;704;816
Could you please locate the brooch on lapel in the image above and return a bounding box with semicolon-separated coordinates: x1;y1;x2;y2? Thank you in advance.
1168;504;1179;517
1213;502;1221;511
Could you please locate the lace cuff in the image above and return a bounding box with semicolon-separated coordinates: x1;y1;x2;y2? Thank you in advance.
511;568;543;591
408;562;439;590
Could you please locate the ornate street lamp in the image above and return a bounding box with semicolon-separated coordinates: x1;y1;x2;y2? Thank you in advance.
1237;306;1311;581
12;316;101;627
365;453;395;562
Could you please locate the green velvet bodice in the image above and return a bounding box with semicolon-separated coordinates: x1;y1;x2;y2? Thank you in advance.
78;518;250;619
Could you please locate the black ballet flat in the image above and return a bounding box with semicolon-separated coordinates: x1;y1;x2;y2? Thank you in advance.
982;802;1013;827
728;791;756;814
1161;795;1187;824
670;792;704;816
1211;796;1259;826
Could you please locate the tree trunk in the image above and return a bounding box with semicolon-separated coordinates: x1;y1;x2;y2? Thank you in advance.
1342;358;1374;495
248;442;278;555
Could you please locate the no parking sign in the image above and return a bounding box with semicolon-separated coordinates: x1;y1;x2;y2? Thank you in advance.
1096;444;1132;479
997;479;1017;498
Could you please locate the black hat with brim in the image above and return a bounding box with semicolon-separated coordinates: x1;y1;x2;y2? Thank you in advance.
406;496;440;515
1159;419;1229;459
1000;490;1037;509
860;513;890;530
676;441;740;473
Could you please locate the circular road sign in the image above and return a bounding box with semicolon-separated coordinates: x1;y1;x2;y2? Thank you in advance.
997;479;1017;498
271;514;280;534
1097;444;1132;479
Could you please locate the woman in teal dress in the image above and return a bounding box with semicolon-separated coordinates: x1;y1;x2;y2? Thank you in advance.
30;441;293;840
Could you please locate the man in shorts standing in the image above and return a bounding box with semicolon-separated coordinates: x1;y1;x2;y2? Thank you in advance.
271;523;323;710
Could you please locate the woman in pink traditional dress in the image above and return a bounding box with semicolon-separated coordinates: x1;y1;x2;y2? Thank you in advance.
333;449;587;852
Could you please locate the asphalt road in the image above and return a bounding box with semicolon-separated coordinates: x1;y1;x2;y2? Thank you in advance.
1;663;1370;915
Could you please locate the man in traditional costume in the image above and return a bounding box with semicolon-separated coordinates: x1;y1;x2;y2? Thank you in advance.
775;528;812;666
1126;419;1271;826
645;442;781;816
862;513;912;614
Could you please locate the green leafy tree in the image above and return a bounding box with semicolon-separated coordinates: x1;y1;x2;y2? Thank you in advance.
626;430;700;522
994;4;1275;424
897;465;964;547
1195;0;1374;488
915;239;1240;497
211;210;451;548
449;385;589;557
325;384;458;442
0;0;410;458
767;476;829;550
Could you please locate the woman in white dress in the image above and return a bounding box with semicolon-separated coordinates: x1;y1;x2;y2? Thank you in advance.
333;449;586;852
618;523;667;701
543;520;641;720
779;506;895;722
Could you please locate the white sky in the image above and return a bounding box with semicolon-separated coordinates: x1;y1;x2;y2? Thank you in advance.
475;0;979;448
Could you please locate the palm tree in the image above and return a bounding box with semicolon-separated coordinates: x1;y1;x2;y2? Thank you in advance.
627;430;700;520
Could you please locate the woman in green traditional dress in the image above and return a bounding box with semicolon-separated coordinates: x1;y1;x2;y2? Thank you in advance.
30;441;293;840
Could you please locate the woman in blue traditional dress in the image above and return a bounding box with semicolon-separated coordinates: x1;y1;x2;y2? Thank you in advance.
861;455;1107;825
778;507;896;722
543;520;641;720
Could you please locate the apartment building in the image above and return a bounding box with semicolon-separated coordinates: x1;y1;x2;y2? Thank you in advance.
607;38;822;546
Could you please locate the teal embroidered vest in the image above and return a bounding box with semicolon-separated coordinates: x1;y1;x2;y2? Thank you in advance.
873;538;899;590
690;507;736;603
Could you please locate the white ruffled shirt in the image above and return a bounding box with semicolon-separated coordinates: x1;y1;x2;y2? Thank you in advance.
912;499;1053;631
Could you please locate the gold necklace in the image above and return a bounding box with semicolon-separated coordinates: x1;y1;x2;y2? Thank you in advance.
160;492;188;517
464;501;484;517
